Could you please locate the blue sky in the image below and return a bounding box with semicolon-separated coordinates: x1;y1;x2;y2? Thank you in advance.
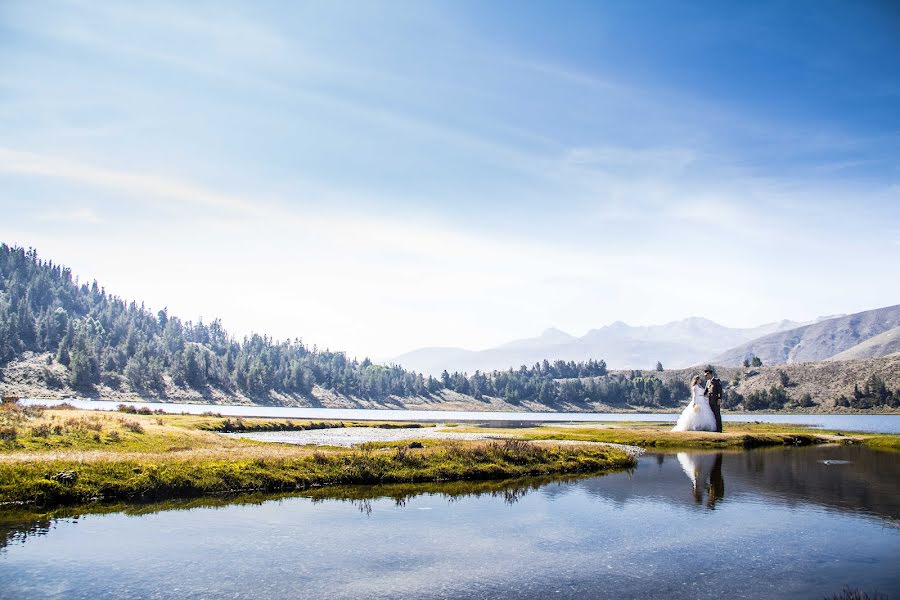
1;0;899;358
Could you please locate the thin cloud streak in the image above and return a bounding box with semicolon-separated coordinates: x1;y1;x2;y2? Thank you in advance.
2;1;898;356
38;207;102;225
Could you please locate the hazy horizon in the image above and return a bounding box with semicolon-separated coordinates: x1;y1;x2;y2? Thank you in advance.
2;1;899;359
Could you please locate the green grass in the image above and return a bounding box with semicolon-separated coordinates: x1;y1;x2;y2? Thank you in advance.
0;473;595;533
856;433;900;452
190;416;434;433
451;421;900;451
0;438;634;507
2;404;896;509
0;405;634;508
0;404;436;453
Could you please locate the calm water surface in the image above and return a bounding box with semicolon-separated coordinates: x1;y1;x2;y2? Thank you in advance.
19;398;900;433
1;445;897;599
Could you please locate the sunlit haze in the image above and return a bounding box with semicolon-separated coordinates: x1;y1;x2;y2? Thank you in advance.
2;1;899;359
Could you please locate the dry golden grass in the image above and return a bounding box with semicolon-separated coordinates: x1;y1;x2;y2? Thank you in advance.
0;406;636;507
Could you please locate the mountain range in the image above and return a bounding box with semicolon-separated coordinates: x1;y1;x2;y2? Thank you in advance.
2;243;898;412
392;305;900;375
389;317;811;376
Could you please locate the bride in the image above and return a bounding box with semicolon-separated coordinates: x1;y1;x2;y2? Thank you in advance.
672;375;718;432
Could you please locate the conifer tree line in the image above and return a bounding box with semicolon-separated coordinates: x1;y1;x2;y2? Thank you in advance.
13;243;893;409
0;244;685;406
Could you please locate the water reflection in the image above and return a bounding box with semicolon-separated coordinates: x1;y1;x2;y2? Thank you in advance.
305;475;590;515
1;446;897;599
564;445;900;523
676;452;725;508
0;475;600;551
3;446;896;548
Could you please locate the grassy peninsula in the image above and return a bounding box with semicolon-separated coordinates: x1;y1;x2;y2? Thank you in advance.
2;403;897;509
451;421;900;451
0;404;635;507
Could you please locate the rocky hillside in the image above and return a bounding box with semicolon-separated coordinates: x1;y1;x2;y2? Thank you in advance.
630;355;900;409
710;304;900;366
827;325;900;361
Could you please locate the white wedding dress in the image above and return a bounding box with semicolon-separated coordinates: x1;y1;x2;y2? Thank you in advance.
672;384;718;432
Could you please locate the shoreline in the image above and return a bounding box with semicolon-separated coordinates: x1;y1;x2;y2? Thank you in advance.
1;406;898;509
13;396;900;417
0;407;639;508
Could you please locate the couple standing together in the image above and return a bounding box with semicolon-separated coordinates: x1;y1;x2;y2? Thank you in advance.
672;369;723;433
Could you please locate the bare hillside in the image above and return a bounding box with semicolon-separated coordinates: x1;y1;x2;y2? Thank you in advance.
827;326;900;361
711;304;900;366
630;356;900;408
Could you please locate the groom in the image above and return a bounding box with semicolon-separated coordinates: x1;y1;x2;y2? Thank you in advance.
704;369;723;433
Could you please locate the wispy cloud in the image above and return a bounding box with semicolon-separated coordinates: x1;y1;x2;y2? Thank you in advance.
38;207;101;225
2;1;898;356
0;148;257;215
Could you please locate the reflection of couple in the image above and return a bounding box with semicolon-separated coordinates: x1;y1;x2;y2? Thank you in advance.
672;368;723;433
676;453;725;508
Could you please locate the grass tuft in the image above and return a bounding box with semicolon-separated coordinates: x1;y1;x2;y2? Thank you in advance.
825;587;888;600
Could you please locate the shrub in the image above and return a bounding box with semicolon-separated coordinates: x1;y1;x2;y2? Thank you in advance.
393;445;409;462
107;430;121;442
778;370;791;387
0;426;17;441
121;420;145;434
43;369;65;389
23;405;46;419
798;393;816;408
30;423;52;437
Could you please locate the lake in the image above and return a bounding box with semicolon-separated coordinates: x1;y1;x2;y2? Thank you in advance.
1;445;897;599
19;398;900;433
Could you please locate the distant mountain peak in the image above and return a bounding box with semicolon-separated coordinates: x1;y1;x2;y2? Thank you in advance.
680;316;720;326
540;327;574;340
391;308;900;376
815;314;846;323
496;327;576;351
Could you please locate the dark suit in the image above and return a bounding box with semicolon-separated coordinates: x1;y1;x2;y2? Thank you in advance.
707;453;725;508
706;377;723;432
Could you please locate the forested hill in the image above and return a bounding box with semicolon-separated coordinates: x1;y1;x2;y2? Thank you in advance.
4;244;896;412
0;244;644;408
